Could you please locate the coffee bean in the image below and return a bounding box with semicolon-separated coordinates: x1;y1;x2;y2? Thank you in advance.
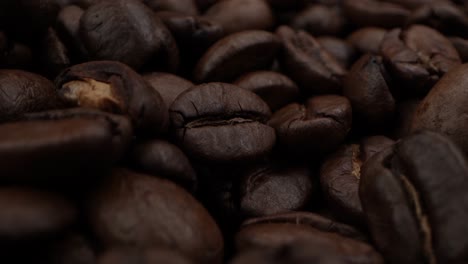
129;139;197;191
276;26;347;95
170;82;275;162
88;169;224;264
317;36;357;69
343;0;410;28
380;24;461;95
234;71;299;111
0;69;63;122
56;5;88;62
144;72;194;109
143;0;199;15
268;95;352;155
347;27;387;55
39;28;70;78
194;30;280;83
204;0;274;34
360;131;468;263
56;61;169;136
80;0;179;71
290;4;346;36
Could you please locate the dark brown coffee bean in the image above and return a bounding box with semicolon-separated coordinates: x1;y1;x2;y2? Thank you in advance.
194;30;280;83
243;212;368;242
39;28;70;78
276;26;347;95
0;70;62;122
343;0;410;28
268;95;352;155
450;37;468;62
380;24;461;95
406;1;468;38
129;139;197;191
290;4;346;36
98;247;193;264
320;136;394;225
239;164;313;217
88;169;223;264
234;71;299;111
144;72;194;108
56;61;169;136
0;116;131;186
343;54;395;130
143;0;199;15
204;0;274;34
411;64;468;154
170;82;275;162
0;187;76;242
80;0;179;71
317;36;357;69
360;131;468;263
347;27;387;55
56;5;88;62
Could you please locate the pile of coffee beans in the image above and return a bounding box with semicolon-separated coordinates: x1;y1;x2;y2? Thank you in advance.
2;0;468;263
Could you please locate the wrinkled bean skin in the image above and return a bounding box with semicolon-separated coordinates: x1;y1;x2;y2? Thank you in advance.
360;131;468;263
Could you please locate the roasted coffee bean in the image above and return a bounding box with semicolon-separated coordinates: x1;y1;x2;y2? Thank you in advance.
88;169;223;264
290;4;346;36
347;27;387;55
268;95;352;155
56;5;88;62
204;0;274;34
234;71;299;111
276;26;347;95
380;24;461;95
55;61;169;136
406;1;468;38
320;136;394;225
236;214;383;263
343;54;395;130
170;82;275;162
360;131;468;263
143;0;199;15
411;63;468;154
129;139;197;191
80;0;179;71
0;115;131;186
343;0;410;28
239;164;314;217
317;36;357;69
0;69;62;122
98;247;193;264
450;37;468;62
194;30;280;83
144;72;194;109
0;187;76;242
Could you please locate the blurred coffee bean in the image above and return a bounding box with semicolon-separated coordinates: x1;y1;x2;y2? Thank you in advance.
406;1;468;37
239;163;314;217
80;0;179;71
39;28;70;78
170;82;275;163
55;61;169;136
204;0;274;34
234;71;299;111
317;36;357;68
129;139;197;191
0;187;76;242
320;136;394;225
144;72;194;108
268;95;352;156
343;54;395;131
450;37;468;62
290;4;346;36
88;169;224;264
343;0;410;28
347;27;387;54
56;5;88;62
380;24;461;95
143;0;199;15
0;70;62;122
277;26;347;94
194;30;280;83
411;63;468;154
360;131;468;263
